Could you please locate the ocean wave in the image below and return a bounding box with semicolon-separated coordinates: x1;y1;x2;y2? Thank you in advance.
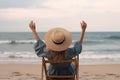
0;40;36;44
0;51;120;64
105;36;120;40
83;40;104;45
0;40;78;44
80;52;120;59
0;39;105;45
72;40;104;44
0;51;120;60
0;51;38;58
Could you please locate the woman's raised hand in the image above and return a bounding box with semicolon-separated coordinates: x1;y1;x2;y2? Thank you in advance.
80;20;87;31
29;20;36;31
79;20;87;43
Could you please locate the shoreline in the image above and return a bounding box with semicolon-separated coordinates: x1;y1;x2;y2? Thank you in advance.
0;64;120;80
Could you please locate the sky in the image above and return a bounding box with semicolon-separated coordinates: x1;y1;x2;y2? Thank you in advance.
0;0;120;32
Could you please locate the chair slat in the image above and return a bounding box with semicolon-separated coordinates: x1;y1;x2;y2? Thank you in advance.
44;59;76;63
48;75;74;78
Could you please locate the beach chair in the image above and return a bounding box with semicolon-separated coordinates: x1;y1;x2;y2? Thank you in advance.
41;55;79;80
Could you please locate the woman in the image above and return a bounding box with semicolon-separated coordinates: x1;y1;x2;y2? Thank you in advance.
29;20;87;79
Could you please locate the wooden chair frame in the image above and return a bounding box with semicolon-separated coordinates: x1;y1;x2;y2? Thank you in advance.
41;55;79;80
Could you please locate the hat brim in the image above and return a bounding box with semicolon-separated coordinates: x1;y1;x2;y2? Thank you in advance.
44;27;72;51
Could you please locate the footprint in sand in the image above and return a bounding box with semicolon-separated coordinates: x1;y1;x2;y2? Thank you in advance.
12;72;22;76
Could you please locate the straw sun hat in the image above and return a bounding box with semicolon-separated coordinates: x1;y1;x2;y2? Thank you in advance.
44;27;72;51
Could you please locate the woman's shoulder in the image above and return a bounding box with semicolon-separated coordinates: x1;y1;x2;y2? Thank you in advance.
35;39;45;45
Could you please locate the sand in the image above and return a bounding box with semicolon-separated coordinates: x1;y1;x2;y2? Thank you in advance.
0;64;120;80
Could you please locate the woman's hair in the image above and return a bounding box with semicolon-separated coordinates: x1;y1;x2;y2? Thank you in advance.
47;49;67;61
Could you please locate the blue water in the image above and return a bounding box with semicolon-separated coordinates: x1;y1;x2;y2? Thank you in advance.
0;32;120;64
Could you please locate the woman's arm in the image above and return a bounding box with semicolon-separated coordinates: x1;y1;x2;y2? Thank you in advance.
79;21;87;43
29;21;40;41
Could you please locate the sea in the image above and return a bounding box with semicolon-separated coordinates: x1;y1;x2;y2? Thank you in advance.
0;32;120;65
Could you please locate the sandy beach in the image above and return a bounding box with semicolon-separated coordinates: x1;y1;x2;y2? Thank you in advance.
0;64;120;80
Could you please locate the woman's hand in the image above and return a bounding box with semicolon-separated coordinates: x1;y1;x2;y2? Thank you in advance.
79;20;87;43
29;20;40;41
29;20;36;31
80;21;87;31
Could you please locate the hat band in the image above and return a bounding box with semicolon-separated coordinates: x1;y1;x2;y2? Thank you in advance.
52;37;65;45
